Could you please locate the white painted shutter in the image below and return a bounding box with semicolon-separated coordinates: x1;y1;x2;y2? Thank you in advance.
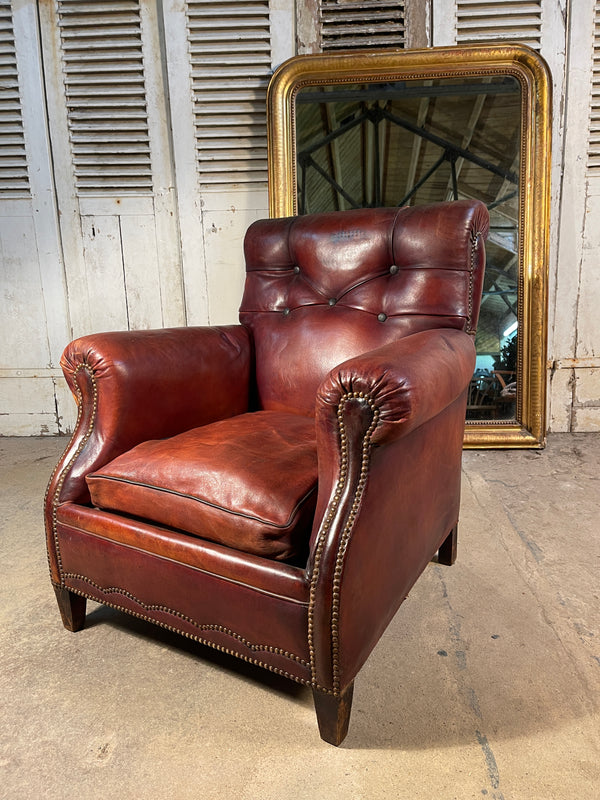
456;0;542;50
56;0;153;195
0;0;74;435
39;0;184;337
320;1;406;50
185;0;271;186
588;1;600;171
0;1;29;195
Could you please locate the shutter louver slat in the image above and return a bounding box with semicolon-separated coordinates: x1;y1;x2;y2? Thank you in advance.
186;1;271;187
456;0;542;50
57;0;152;195
0;2;30;196
588;5;600;171
320;1;406;51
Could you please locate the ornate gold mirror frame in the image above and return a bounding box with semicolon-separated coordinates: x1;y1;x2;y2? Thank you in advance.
267;44;551;448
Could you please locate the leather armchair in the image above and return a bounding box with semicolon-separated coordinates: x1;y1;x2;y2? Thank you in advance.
45;200;489;745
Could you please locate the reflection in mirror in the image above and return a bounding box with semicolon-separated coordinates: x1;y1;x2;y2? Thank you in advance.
295;76;521;421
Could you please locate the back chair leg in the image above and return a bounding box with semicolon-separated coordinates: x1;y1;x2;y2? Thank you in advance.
53;586;87;632
312;682;354;746
437;525;458;566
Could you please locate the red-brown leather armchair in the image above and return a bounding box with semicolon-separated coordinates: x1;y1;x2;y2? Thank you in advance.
45;200;489;745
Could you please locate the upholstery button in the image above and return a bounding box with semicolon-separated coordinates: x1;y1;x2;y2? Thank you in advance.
328;298;337;306
377;312;387;322
389;264;399;275
293;266;300;274
282;308;290;316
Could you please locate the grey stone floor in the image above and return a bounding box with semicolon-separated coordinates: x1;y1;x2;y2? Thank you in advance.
1;434;599;800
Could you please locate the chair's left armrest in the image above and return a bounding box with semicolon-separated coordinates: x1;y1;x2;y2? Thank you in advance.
315;327;476;446
307;327;475;692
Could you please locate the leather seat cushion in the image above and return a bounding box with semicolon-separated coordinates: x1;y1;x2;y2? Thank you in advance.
86;411;318;561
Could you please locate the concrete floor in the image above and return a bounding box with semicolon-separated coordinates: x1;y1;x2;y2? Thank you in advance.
1;434;599;800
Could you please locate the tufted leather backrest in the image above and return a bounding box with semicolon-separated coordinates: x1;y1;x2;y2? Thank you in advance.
240;200;489;416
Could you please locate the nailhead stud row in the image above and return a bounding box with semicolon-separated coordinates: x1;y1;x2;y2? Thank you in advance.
306;391;380;695
60;582;315;687
48;363;98;582
63;573;311;667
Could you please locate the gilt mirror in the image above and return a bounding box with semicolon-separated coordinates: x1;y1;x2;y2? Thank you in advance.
267;45;551;448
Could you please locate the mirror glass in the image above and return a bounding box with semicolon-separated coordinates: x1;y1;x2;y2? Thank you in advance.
267;45;551;447
295;75;521;422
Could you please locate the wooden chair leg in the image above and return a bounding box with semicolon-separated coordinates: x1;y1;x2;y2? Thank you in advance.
312;682;354;746
437;525;458;566
53;585;87;632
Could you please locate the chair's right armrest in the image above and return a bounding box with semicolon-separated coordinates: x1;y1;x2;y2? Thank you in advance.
46;325;252;508
45;324;252;585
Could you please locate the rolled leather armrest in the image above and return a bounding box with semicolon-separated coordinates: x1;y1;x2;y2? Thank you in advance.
316;327;476;446
308;327;475;691
50;325;252;506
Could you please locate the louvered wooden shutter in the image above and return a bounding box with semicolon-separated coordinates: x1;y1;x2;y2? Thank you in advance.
185;0;271;186
456;0;542;50
588;1;600;171
56;0;152;195
0;0;29;195
320;1;406;50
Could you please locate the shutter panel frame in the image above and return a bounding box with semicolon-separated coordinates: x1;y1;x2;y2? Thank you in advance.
320;1;407;51
0;0;30;196
186;0;272;187
456;0;543;51
56;0;153;196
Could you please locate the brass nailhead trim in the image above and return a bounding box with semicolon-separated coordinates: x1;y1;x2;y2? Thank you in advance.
47;363;98;582
59;581;320;689
306;391;380;696
63;573;310;668
467;230;484;334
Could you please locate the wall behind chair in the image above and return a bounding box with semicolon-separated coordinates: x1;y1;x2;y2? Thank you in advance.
0;0;598;434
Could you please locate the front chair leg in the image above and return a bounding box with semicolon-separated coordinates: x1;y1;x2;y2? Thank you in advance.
312;682;354;746
437;525;458;566
53;585;87;632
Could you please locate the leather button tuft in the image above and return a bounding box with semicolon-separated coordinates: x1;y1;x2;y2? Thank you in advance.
293;266;300;274
377;313;387;322
389;264;399;275
282;307;291;316
328;298;337;306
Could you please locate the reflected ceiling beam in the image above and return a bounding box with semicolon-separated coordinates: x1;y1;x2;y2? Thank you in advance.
490;151;520;210
487;197;519;254
404;80;432;198
296;81;518;104
323;104;345;210
480;254;518;316
299;153;360;209
398;151;447;206
381;105;393;202
378;106;388;205
382;107;519;183
297;100;520;213
363;106;375;206
444;78;492;202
